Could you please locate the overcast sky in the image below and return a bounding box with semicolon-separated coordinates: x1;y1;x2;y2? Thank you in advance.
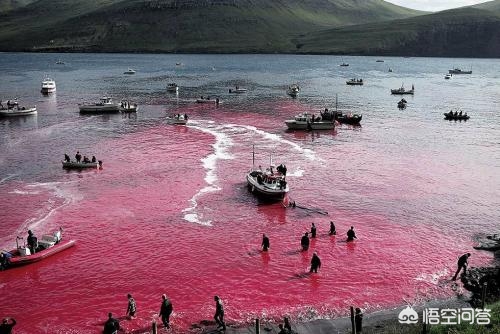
385;0;492;12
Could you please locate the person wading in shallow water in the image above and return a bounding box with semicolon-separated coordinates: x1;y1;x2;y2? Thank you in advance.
329;221;336;235
310;252;321;273
261;233;270;251
0;318;16;334
126;293;137;319
214;295;226;331
301;232;310;251
452;253;471;281
159;294;173;328
347;226;357;242
310;223;317;238
103;313;120;334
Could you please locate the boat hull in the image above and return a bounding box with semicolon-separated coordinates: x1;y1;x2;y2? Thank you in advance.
285;120;335;130
449;70;472;74
0;107;37;117
79;105;120;113
246;173;288;200
7;239;76;267
336;114;362;125
62;161;100;169
391;90;414;95
443;113;470;120
196;99;219;104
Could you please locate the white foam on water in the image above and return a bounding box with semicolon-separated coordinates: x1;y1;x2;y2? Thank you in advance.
0;174;17;184
415;268;449;284
182;122;234;225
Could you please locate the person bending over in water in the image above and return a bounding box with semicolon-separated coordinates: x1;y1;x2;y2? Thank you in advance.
347;226;357;242
261;234;270;251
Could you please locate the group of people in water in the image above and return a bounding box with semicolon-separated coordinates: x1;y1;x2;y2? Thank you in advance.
64;151;98;164
103;293;224;333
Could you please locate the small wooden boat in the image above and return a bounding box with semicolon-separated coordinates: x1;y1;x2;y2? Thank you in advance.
2;229;75;268
444;111;470;120
346;78;364;86
62;161;101;169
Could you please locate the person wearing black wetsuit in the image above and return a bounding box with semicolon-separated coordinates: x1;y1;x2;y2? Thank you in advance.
214;296;226;331
261;234;270;251
310;223;317;238
347;226;357;242
452;253;471;281
301;232;310;251
159;294;173;328
310;252;321;273
329;221;336;235
103;313;120;334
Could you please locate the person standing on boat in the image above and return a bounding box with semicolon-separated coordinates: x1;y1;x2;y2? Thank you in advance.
75;151;82;163
0;317;16;334
452;253;471;281
126;294;137;319
329;221;337;235
213;295;226;331
301;232;310;251
92;156;97;163
64;154;70;162
310;223;317;238
261;234;270;251
159;294;173;328
347;226;357;242
103;313;120;334
310;252;321;273
27;230;37;254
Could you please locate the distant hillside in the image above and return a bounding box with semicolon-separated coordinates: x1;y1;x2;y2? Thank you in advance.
0;0;35;12
293;7;500;57
0;0;422;52
475;0;500;13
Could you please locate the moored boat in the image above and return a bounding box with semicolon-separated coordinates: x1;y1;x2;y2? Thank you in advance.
346;78;364;86
166;113;188;125
0;99;37;117
246;149;289;201
79;96;120;114
285;112;335;130
167;83;179;92
287;84;300;97
391;84;414;95
445;74;452;79
1;228;75;268
124;68;136;74
41;77;56;94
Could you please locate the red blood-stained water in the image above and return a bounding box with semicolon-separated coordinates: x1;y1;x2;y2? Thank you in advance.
0;99;497;334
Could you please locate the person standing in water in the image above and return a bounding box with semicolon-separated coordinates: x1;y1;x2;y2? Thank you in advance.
310;223;317;238
301;232;310;251
0;318;16;334
214;295;226;331
329;221;336;235
159;294;173;328
310;252;321;273
452;253;471;281
103;313;120;334
126;294;137;319
261;234;270;251
347;226;357;242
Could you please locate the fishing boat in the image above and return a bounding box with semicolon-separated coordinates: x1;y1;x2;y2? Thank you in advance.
448;68;472;74
119;100;138;112
376;59;384;62
41;77;56;94
124;68;136;75
246;148;289;201
346;78;364;86
62;160;101;169
196;96;220;104
228;87;247;93
166;83;179;93
0;99;37;117
391;84;414;95
340;62;349;67
287;84;300;97
2;228;75;268
444;110;470;120
285;112;335;130
79;96;120;114
166;114;188;125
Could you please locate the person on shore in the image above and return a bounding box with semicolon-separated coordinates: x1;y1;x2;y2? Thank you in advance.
103;313;120;334
452;253;471;281
214;295;226;331
310;223;317;238
355;308;363;333
27;230;37;254
283;317;292;333
0;317;16;334
301;232;310;251
347;226;357;242
261;234;270;251
310;252;321;273
64;154;70;162
329;221;336;235
159;294;173;328
75;151;82;163
126;293;137;319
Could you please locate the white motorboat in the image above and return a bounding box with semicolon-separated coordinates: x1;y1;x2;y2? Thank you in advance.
246;147;289;201
228;87;247;93
166;83;179;92
166;114;188;125
79;97;120;114
0;99;37;117
445;74;452;79
287;84;300;97
124;68;136;74
285;112;335;130
196;96;220;104
41;77;56;94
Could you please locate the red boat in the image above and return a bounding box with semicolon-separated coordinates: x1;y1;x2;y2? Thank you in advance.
2;230;75;268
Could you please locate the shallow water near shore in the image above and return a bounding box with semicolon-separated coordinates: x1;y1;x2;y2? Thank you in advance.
0;53;499;333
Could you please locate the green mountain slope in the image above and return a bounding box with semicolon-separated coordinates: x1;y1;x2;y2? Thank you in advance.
475;0;500;13
0;0;422;52
293;7;500;57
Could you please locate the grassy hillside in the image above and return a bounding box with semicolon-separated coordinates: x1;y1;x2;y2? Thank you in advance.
0;0;422;52
475;0;500;13
293;7;500;57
